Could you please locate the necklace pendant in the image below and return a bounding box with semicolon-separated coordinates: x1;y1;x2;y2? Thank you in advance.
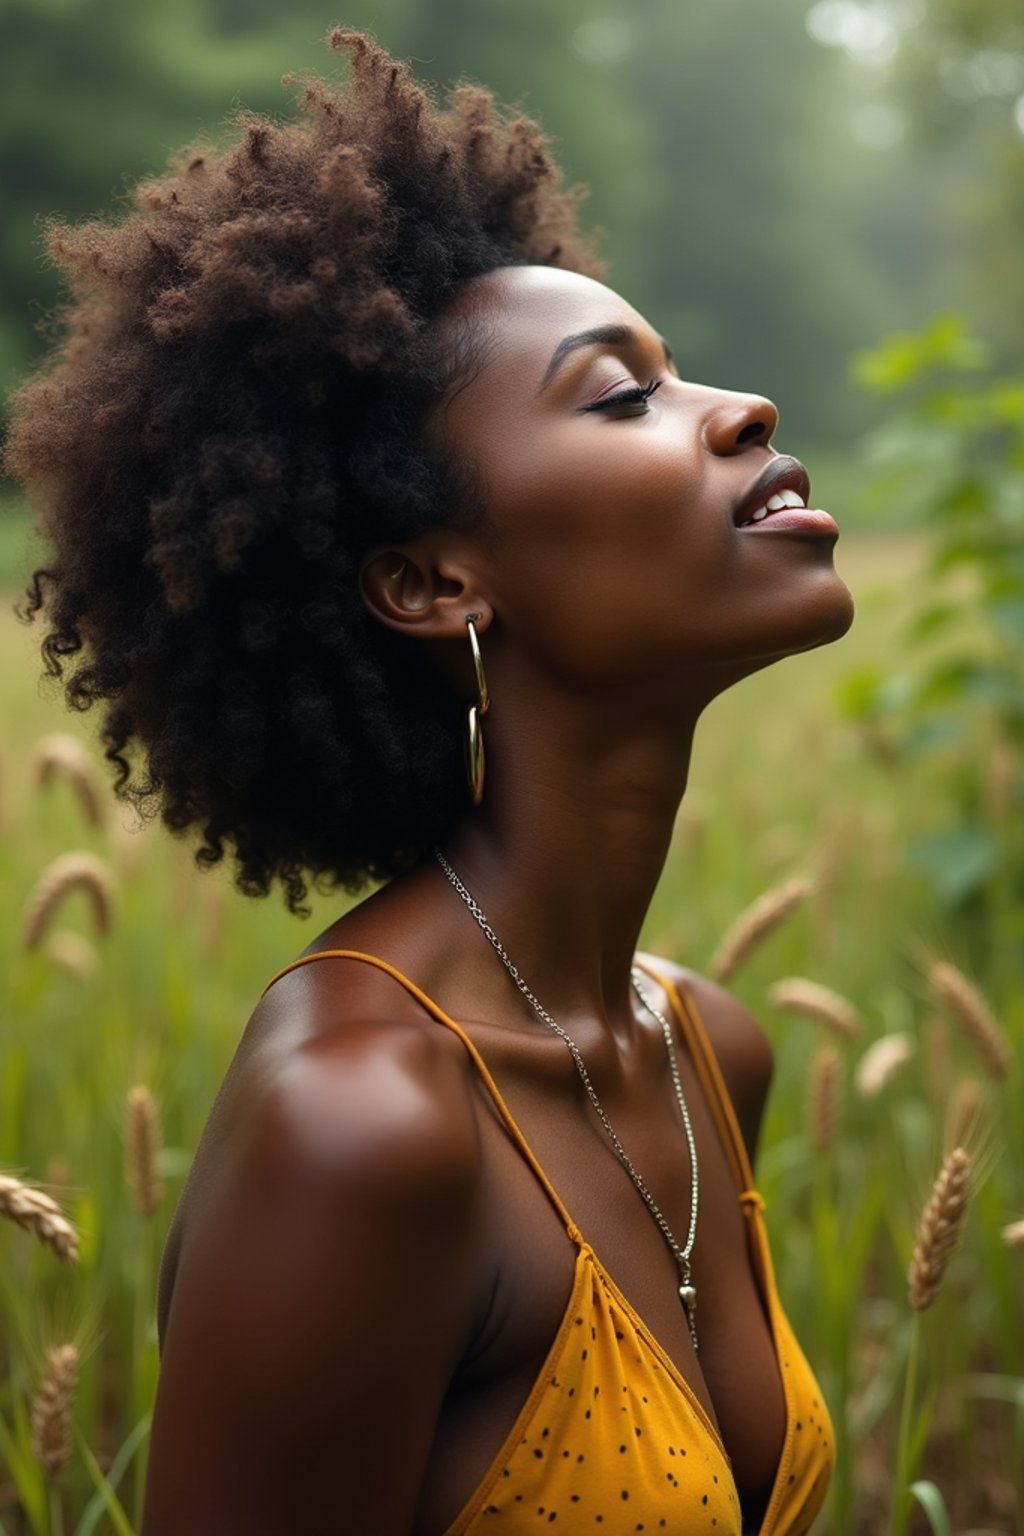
678;1282;699;1352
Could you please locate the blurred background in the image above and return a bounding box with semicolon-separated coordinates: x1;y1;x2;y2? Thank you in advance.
1;0;1023;470
1;4;1022;1534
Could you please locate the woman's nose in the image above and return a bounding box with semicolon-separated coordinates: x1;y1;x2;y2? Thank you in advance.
701;390;779;455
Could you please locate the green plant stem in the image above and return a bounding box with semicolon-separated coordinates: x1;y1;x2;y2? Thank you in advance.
131;1225;151;1532
889;1312;922;1536
810;1147;853;1535
48;1484;63;1536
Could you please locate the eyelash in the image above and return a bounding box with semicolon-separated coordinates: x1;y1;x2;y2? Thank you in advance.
583;378;663;414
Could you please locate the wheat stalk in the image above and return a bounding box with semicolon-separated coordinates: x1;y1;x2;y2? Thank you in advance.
808;1044;843;1153
0;1173;80;1262
710;875;813;983
768;977;861;1039
31;733;105;828
908;1147;971;1311
21;852;116;950
855;1032;916;1097
929;961;1012;1080
30;1344;79;1477
125;1086;164;1218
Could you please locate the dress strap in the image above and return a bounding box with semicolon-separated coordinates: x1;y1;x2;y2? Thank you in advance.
634;959;758;1202
261;950;582;1243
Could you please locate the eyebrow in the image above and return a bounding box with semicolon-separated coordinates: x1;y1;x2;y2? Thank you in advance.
538;324;674;393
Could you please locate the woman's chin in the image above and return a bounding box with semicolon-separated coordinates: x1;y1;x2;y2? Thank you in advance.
812;571;856;647
769;565;856;656
697;575;856;701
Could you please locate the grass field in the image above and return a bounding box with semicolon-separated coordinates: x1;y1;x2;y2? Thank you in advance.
1;529;1021;1535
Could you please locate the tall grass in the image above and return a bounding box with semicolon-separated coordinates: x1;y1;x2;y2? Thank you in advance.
1;535;1021;1533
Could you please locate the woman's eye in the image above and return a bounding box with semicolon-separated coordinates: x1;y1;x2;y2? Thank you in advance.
582;378;662;415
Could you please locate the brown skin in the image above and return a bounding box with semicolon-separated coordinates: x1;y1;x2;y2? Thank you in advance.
144;267;854;1535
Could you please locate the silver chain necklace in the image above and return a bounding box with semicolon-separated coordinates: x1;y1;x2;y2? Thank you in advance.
434;848;700;1352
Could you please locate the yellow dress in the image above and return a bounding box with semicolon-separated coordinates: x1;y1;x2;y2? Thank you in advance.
262;952;835;1535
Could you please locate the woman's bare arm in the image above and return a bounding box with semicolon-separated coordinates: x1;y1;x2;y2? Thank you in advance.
143;1012;484;1536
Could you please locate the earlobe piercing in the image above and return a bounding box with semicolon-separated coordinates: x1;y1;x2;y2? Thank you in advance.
465;613;490;806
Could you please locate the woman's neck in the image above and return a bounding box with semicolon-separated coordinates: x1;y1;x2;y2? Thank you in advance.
440;691;697;1030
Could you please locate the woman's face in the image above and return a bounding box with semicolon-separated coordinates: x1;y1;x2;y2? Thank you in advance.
431;265;854;697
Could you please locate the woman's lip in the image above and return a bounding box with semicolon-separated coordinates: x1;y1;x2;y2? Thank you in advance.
733;454;812;526
736;507;839;537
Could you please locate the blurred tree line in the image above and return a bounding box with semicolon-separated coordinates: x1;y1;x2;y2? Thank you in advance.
1;0;1021;464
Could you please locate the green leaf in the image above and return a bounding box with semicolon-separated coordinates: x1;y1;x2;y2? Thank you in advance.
836;665;884;718
908;1481;952;1536
852;314;988;395
935;479;990;521
908;603;957;643
73;1414;151;1536
968;1373;1024;1409
74;1427;138;1536
0;1403;46;1535
908;825;1002;905
902;717;962;754
919;659;1015;710
990;382;1024;425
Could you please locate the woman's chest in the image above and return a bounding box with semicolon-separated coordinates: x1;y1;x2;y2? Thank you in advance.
415;1059;787;1535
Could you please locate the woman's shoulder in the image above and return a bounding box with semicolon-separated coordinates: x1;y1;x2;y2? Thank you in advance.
634;950;774;1165
252;954;483;1174
158;947;486;1347
228;946;487;1225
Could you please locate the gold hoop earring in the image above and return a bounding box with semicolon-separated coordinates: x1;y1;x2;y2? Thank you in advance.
465;613;490;807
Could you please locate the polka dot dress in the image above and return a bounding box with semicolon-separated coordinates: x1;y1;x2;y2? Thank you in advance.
261;952;835;1536
445;1243;742;1534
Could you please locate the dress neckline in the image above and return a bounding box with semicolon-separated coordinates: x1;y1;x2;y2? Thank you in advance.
261;948;795;1532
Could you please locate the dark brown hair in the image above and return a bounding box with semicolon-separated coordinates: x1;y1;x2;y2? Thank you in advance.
5;30;600;911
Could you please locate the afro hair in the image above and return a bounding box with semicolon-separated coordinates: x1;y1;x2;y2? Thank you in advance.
5;29;601;911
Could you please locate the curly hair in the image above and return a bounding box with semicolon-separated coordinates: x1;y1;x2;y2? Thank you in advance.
5;30;601;912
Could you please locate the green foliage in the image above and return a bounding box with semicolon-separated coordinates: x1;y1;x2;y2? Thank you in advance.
74;1422;145;1536
0;0;979;459
842;314;1024;964
908;1480;952;1536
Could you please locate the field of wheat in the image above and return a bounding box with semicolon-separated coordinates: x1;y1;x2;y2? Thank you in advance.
1;533;1021;1536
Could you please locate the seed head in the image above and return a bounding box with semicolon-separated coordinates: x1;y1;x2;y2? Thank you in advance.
808;1044;843;1153
31;733;105;828
22;852;116;950
929;961;1012;1080
30;1343;79;1477
855;1032;916;1096
710;876;813;984
769;977;861;1039
0;1173;79;1263
125;1085;164;1218
908;1147;971;1311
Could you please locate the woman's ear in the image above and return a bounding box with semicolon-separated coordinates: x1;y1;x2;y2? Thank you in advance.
359;533;492;639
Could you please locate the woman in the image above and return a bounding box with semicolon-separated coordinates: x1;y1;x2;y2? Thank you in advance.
6;31;853;1535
